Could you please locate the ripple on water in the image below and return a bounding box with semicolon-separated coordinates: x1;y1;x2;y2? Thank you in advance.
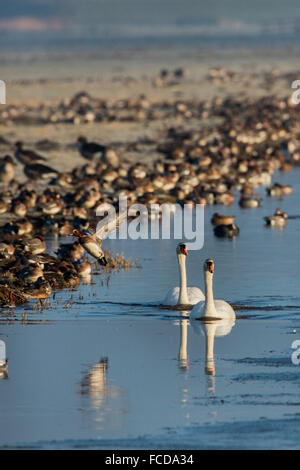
233;371;300;383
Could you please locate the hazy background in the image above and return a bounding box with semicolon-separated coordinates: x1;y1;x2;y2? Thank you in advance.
1;0;300;50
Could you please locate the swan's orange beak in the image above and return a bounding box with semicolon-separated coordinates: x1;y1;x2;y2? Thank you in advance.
207;263;214;273
181;247;188;256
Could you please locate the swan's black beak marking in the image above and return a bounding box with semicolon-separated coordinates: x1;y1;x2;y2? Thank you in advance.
181;246;188;256
98;257;108;266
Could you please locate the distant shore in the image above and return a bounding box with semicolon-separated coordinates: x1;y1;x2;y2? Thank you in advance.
0;46;299;177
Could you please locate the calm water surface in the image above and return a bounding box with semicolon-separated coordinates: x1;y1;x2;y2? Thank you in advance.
0;169;300;449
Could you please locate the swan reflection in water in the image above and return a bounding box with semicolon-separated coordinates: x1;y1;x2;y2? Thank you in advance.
178;310;190;370
177;309;235;377
177;311;191;422
0;339;8;379
176;310;235;418
191;316;235;394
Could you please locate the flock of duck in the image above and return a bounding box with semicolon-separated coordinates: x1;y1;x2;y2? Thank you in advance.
0;80;299;308
2;66;299;126
0;139;135;306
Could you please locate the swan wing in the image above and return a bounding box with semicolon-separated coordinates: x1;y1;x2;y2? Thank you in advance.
190;299;235;320
187;287;205;305
162;287;180;306
190;300;206;318
214;300;236;320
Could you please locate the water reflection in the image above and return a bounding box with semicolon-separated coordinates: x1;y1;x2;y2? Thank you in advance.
178;310;189;370
177;311;191;423
80;357;121;424
80;273;92;284
191;316;235;393
81;357;109;402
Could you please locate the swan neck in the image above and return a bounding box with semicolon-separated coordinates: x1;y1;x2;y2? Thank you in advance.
204;271;217;316
178;254;189;305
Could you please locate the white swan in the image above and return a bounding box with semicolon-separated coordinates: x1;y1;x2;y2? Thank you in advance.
163;242;205;306
191;258;235;320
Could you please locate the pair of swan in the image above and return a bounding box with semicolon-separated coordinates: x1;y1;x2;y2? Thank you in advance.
163;243;235;320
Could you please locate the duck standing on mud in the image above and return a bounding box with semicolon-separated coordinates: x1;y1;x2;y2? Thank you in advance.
77;136;106;160
14;141;47;165
77;136;119;167
23;163;58;181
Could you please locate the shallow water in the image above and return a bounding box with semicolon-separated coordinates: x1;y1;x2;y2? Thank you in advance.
0;169;300;449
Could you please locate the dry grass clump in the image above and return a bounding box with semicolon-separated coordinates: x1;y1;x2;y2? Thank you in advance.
0;285;27;305
103;250;140;271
